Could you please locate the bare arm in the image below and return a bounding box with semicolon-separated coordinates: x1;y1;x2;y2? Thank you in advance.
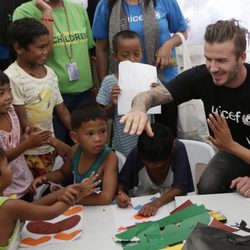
48;137;71;159
78;152;118;205
35;0;53;54
55;103;72;131
120;83;174;136
207;113;250;164
13;105;33;131
31;147;76;193
95;39;109;82
156;30;188;70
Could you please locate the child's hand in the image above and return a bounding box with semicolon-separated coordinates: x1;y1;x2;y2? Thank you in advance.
28;130;53;148
30;175;48;194
35;0;52;13
57;184;81;205
116;191;130;208
79;173;101;199
111;84;121;106
138;200;161;216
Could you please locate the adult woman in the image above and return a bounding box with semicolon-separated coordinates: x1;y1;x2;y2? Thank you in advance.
92;0;188;84
13;0;95;144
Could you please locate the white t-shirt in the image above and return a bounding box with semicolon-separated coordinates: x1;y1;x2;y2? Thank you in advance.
5;62;63;155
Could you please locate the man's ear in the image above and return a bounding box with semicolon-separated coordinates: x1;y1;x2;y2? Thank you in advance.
239;51;246;63
70;131;79;144
14;42;24;55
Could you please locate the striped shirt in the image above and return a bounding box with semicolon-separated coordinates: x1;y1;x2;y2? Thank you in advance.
96;74;138;156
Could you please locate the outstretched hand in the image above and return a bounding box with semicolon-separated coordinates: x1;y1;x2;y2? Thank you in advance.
207;112;234;151
79;173;101;198
120;111;154;137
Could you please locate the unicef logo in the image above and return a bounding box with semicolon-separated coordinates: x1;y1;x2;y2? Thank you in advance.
242;114;250;126
155;11;160;19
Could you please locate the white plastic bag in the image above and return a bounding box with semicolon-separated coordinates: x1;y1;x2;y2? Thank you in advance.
175;32;210;144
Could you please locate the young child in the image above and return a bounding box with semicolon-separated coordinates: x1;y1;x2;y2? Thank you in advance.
5;17;71;178
0;70;53;200
96;30;154;157
116;123;194;216
32;104;118;205
0;148;99;249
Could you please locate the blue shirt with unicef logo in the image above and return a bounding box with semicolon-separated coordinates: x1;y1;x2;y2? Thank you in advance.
92;0;187;83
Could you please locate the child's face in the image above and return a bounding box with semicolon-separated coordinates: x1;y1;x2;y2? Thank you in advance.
0;158;12;192
0;83;13;114
17;34;50;67
113;38;143;63
70;119;108;155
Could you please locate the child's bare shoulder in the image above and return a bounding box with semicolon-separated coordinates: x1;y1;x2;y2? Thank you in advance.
103;150;118;169
68;144;79;159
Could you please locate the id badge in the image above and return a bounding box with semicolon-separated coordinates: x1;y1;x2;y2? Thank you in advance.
66;62;79;81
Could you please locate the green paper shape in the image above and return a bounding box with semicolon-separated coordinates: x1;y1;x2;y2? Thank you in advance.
119;204;210;250
158;204;207;227
161;212;210;246
116;222;150;240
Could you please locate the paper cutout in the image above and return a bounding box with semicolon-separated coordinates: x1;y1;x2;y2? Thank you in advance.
134;205;142;210
150;196;158;201
20;236;52;246
134;214;150;220
210;219;238;233
26;215;81;234
20;205;84;247
164;243;184;250
54;229;82;240
114;201;211;250
117;61;161;115
63;206;83;216
170;200;193;214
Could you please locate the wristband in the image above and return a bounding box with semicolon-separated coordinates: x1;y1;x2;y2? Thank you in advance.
41;17;54;22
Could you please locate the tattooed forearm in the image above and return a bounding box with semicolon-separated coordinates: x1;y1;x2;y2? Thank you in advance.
131;83;173;112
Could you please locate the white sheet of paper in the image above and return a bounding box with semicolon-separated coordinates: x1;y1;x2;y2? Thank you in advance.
111;193;170;229
117;61;161;115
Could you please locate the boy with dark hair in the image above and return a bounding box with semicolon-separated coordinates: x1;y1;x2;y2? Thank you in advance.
116;123;194;216
5;18;71;178
32;103;118;205
96;30;154;156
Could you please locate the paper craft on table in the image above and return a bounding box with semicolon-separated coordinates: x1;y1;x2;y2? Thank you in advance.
112;193;170;229
117;61;161;115
19;205;84;248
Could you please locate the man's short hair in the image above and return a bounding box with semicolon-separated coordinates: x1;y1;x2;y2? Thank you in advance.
204;19;249;58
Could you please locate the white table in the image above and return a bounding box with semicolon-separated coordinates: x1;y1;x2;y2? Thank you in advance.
18;193;250;249
18;205;122;250
18;200;175;250
175;192;250;235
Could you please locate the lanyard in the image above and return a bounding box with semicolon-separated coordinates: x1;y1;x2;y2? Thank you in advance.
53;2;73;62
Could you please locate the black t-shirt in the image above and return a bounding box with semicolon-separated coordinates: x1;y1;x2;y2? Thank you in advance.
167;64;250;149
